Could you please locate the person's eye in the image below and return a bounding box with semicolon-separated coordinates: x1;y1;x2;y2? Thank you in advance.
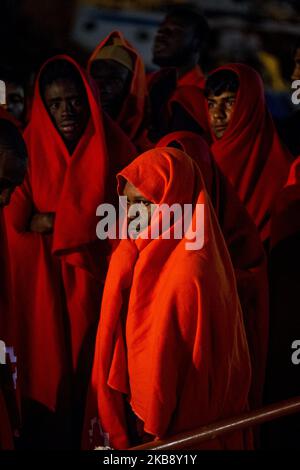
72;98;81;107
11;97;22;104
226;100;235;107
50;103;60;111
208;101;215;109
141;201;151;207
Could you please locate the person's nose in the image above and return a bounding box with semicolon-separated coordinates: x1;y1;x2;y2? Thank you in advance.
213;104;226;121
61;100;73;117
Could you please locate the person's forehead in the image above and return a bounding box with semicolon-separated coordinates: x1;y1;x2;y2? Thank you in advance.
124;180;145;198
208;91;237;99
160;15;194;31
91;59;129;77
6;82;25;95
44;78;83;97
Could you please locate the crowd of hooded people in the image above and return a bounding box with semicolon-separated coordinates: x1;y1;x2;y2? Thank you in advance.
0;4;299;451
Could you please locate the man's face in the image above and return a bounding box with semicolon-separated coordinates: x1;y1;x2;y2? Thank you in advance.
90;59;131;119
291;48;300;81
6;82;25;122
123;181;154;238
0;147;25;207
43;78;90;150
207;91;237;139
152;16;196;67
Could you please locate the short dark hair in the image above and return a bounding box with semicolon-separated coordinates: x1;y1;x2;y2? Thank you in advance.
39;59;85;97
0;119;27;164
204;70;239;97
165;4;210;50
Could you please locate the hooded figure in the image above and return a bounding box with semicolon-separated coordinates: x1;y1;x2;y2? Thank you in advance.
203;63;292;243
5;55;136;448
88;31;150;151
83;147;251;450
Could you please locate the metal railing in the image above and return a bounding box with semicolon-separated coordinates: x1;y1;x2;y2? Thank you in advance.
130;397;300;450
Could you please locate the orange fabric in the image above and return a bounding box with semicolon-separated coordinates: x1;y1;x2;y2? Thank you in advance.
177;65;205;88
172;65;209;134
83;147;251;450
205;63;292;242
271;155;300;248
157;132;269;409
88;31;149;151
5;55;136;414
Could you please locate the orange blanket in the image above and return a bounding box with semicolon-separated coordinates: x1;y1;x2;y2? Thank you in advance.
84;147;251;449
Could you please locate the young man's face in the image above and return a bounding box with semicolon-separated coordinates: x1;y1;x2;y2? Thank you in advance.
207;91;237;139
123;181;154;238
0;147;25;207
152;16;196;67
6;82;25;122
291;48;300;81
90;59;131;119
43;78;90;151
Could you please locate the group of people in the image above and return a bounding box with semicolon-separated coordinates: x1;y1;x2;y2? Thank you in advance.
0;5;299;450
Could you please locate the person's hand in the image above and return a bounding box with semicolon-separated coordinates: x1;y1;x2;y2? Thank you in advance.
30;213;55;233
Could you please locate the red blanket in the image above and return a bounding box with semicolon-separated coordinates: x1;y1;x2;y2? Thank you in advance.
206;64;292;242
83;147;252;450
5;55;136;416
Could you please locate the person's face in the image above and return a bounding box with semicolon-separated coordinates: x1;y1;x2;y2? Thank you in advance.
90;59;131;119
291;48;300;81
152;16;196;67
0;147;25;207
6;82;25;122
43;78;90;151
123;181;154;238
207;91;237;139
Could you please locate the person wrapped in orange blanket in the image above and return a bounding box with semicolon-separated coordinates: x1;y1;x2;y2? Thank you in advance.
83;147;252;450
203;64;292;244
88;31;150;152
0;117;27;449
5;56;136;449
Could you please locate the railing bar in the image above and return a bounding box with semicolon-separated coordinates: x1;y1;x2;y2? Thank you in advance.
130;397;300;450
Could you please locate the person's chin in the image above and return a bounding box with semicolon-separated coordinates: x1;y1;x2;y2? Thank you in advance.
61;131;77;142
214;128;227;139
152;53;174;67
